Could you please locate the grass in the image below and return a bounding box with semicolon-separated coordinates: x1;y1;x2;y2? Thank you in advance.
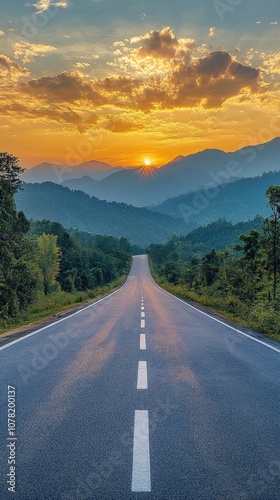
0;276;126;334
151;272;280;344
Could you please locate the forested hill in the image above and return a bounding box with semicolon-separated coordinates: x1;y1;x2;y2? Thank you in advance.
170;217;264;258
149;171;280;230
15;182;187;246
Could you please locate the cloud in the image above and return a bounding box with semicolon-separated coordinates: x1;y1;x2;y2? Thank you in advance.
22;71;107;106
209;27;216;37
74;62;91;69
0;30;5;36
0;55;29;81
130;26;195;61
104;116;142;133
269;22;278;25
96;75;142;94
13;41;56;64
260;52;280;76
0;27;265;136
26;0;69;13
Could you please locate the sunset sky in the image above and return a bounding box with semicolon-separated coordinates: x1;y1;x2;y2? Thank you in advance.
0;0;279;168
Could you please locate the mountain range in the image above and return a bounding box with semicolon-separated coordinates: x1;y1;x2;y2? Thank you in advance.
15;182;186;246
15;170;278;246
149;171;280;231
21;160;124;183
20;137;280;207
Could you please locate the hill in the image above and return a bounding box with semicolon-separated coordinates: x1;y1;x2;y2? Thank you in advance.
149;171;280;231
20;138;280;207
15;182;186;246
21;160;124;183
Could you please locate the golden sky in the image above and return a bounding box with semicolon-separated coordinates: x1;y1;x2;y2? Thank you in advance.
0;1;279;168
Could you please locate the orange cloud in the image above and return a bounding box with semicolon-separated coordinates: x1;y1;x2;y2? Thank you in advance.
22;72;107;105
0;54;29;81
13;41;56;64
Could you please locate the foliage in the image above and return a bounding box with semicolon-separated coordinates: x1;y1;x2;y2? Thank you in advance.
0;154;41;322
0;152;132;328
37;233;61;294
15;181;186;246
148;188;280;341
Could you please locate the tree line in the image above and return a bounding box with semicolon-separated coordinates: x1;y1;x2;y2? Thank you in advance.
148;186;280;338
0;153;132;325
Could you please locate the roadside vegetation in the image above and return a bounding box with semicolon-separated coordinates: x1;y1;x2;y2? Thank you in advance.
148;186;280;343
0;153;132;332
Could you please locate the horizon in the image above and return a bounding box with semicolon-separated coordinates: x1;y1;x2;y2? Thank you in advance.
22;135;280;170
0;1;279;169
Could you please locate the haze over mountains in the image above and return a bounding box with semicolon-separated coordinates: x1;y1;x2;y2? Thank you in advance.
15;182;186;246
15;170;279;245
150;171;280;231
21;138;280;207
21;160;124;183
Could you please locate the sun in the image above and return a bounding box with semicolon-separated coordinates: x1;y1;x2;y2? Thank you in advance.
144;158;151;166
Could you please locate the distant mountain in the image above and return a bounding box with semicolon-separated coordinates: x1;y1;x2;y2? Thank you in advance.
149;171;280;231
62;176;99;195
21;160;124;183
15;182;187;246
20;137;280;207
51;137;280;207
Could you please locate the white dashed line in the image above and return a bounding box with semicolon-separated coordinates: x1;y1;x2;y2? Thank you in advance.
141;306;145;311
137;361;148;389
140;334;146;350
131;410;151;492
141;319;145;329
141;311;145;318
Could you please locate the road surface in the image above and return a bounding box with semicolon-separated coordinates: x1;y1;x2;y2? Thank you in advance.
0;255;280;499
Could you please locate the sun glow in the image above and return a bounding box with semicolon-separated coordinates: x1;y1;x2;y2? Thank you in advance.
144;158;151;166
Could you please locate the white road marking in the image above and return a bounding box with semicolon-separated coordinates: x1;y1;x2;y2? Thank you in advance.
141;311;145;318
141;306;145;311
141;319;145;329
0;277;130;352
140;334;146;350
151;275;280;355
131;410;151;492
137;361;148;389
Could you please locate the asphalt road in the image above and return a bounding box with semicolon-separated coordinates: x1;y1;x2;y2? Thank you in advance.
0;255;279;500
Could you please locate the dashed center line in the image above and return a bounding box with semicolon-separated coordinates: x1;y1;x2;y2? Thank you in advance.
141;306;145;311
141;319;145;329
137;361;148;389
141;311;145;318
131;410;151;492
140;334;146;350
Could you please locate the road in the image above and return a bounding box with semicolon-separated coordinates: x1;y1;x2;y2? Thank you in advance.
0;255;280;500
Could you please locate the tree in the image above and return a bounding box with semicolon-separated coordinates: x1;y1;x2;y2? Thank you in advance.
37;233;61;294
0;153;39;321
0;153;24;194
265;185;280;306
201;249;220;287
235;229;262;301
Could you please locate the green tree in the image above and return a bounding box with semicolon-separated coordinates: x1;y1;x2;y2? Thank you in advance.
37;233;61;294
0;153;24;194
201;249;220;287
265;185;280;306
0;153;40;321
235;229;262;301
